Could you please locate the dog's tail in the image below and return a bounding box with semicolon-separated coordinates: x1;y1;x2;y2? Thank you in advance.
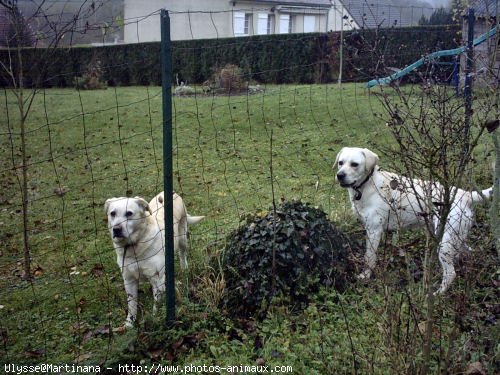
187;215;205;225
471;187;493;203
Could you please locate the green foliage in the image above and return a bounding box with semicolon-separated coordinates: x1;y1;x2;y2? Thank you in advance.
0;86;496;372
213;64;246;93
0;26;460;88
73;58;107;90
221;201;359;318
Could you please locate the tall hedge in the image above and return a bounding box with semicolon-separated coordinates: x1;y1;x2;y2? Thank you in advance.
0;25;460;88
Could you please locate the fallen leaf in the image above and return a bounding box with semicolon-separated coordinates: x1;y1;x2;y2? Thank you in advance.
33;266;44;277
75;353;91;362
24;348;45;358
172;337;184;351
91;264;104;277
148;348;164;360
112;326;127;334
465;361;486;375
53;186;69;197
83;325;111;343
256;358;266;366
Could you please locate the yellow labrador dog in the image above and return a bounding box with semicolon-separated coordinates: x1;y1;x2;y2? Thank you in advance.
105;192;204;327
335;147;492;295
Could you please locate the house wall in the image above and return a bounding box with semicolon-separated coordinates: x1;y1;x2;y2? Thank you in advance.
234;3;329;35
124;0;231;42
330;0;358;31
124;0;354;43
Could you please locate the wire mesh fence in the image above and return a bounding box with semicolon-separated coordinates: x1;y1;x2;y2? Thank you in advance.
0;0;498;372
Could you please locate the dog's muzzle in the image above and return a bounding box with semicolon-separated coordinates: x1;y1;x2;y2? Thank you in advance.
336;172;354;188
113;227;124;238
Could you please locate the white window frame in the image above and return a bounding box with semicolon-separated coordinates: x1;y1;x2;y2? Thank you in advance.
257;13;268;35
279;14;290;34
234;12;246;36
267;14;274;34
234;12;252;36
304;15;316;33
244;13;252;35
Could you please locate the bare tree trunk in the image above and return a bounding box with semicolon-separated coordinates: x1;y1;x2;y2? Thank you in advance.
493;134;500;254
20;98;31;280
487;121;500;254
14;17;31;280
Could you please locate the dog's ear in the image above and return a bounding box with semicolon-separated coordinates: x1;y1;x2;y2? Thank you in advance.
362;148;379;171
104;198;118;214
134;197;152;215
335;147;346;167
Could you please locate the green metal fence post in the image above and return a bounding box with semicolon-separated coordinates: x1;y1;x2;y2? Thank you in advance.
160;9;175;324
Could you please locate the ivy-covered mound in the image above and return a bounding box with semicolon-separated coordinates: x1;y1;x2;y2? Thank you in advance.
221;200;360;318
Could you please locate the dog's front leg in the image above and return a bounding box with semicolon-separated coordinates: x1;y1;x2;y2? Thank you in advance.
359;227;384;280
124;279;139;327
150;275;165;315
434;240;457;295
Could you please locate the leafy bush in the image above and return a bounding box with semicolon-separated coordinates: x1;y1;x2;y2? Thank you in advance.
0;26;460;88
198;64;248;95
221;200;360;318
73;58;107;90
214;64;246;93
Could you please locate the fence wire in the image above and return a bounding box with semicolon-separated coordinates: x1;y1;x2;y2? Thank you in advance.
0;1;498;372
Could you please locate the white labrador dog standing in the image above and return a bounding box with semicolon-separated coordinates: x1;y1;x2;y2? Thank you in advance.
335;147;492;294
105;192;204;327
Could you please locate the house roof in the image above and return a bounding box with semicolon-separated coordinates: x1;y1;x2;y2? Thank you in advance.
340;0;429;28
466;0;498;18
250;0;332;7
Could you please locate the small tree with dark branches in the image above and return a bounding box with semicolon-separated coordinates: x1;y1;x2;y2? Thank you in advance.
372;51;498;374
0;0;106;279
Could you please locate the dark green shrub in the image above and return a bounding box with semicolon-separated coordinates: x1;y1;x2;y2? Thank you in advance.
0;25;460;88
221;200;360;318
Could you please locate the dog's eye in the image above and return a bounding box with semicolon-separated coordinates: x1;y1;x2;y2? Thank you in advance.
338;161;344;166
126;211;133;217
351;162;359;168
110;211;116;218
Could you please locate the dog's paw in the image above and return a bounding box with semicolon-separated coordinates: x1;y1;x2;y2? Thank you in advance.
357;270;372;280
433;287;446;297
358;271;372;280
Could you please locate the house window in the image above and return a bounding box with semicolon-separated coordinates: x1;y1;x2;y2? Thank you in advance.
257;13;268;35
279;14;292;34
234;12;252;36
257;13;274;35
304;15;316;33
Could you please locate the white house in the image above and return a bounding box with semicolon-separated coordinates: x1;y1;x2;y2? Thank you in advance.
123;0;357;43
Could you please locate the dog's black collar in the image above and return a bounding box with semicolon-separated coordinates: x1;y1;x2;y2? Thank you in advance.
353;169;375;200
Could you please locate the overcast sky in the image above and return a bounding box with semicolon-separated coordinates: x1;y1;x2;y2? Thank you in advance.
424;0;451;6
381;0;452;8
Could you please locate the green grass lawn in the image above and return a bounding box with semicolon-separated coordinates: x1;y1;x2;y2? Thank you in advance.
0;84;497;373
